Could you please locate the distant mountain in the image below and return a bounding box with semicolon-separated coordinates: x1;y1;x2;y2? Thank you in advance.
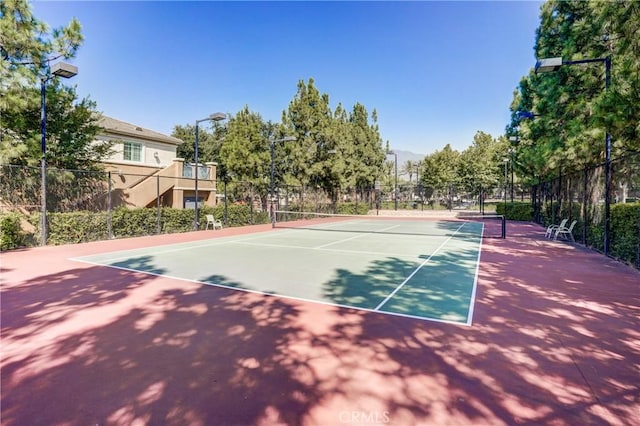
389;150;427;179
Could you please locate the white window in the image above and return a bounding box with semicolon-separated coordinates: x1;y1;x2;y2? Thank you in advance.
123;141;142;162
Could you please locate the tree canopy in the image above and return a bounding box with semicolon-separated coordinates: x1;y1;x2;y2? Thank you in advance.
174;78;387;205
0;0;106;170
506;0;640;182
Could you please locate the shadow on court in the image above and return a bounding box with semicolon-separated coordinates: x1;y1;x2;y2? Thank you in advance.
322;248;480;323
1;221;639;425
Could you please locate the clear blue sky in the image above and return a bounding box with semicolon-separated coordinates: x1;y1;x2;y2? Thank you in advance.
33;0;543;155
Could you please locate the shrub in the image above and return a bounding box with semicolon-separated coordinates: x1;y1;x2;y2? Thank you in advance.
111;207;158;237
336;202;370;215
610;203;640;266
47;211;109;244
0;213;25;250
495;202;533;221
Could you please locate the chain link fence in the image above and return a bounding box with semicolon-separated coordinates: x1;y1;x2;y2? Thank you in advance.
529;152;640;268
0;165;271;246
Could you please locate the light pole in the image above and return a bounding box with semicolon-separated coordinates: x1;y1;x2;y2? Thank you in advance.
40;61;78;246
508;136;518;203
415;163;422;209
503;158;509;215
194;112;226;231
509;147;515;202
269;135;296;226
386;150;398;210
535;55;612;254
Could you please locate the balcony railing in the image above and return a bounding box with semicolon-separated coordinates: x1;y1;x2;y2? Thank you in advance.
182;163;210;179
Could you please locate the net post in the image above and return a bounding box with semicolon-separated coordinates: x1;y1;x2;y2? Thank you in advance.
501;215;506;239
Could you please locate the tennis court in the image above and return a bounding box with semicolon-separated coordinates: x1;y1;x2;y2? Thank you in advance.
2;217;639;425
72;213;503;325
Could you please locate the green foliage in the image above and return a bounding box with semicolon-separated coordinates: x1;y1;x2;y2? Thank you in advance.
110;207;159;238
47;211;109;244
1;0;106;168
458;132;509;191
282;78;334;191
335;202;370;215
159;208;194;234
496;202;534;221
2;205;271;249
204;204;270;227
174;121;228;164
538;201;639;266
610;203;640;266
219;106;271;201
171;79;387;211
0;213;25;250
508;0;640;179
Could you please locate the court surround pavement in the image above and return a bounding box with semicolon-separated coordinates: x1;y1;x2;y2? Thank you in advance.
1;218;638;425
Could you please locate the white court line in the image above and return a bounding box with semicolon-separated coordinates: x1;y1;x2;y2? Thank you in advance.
70;229;302;264
464;222;485;326
231;240;419;259
374;222;467;311
70;257;470;326
314;224;402;249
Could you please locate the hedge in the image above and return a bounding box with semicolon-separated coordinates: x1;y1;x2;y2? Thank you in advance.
0;213;25;250
0;204;270;249
2;202;637;269
495;202;533;221
609;203;640;267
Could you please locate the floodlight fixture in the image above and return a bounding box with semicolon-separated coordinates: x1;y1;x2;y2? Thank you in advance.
516;111;539;120
51;61;78;78
208;112;227;122
535;57;563;73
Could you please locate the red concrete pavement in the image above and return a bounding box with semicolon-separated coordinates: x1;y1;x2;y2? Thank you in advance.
1;221;638;425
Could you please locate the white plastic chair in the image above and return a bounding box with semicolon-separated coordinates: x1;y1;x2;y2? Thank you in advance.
554;220;577;241
545;218;567;238
205;214;223;230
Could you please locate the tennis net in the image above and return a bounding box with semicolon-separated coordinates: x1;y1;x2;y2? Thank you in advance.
273;211;506;239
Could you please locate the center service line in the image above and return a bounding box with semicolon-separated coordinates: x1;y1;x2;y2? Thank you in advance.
374;222;467;311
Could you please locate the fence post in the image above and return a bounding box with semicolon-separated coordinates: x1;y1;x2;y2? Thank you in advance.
107;171;113;239
156;175;161;234
285;186;289;213
224;180;228;225
582;169;587;245
249;183;254;225
531;184;536;223
636;218;640;270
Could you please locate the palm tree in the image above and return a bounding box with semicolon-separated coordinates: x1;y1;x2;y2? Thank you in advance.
401;160;414;182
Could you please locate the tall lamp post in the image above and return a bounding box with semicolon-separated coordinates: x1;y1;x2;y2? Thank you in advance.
269;136;296;226
40;61;78;246
535;55;612;255
386;150;398;210
503;158;509;215
508;136;518;203
194;112;227;231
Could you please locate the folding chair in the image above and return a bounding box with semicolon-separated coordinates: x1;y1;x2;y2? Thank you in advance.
205;214;223;230
545;218;567;238
554;220;577;242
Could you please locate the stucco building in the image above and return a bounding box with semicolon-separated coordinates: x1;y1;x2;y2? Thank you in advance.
97;115;218;209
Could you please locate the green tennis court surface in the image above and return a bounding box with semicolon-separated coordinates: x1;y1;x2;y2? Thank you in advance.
73;215;491;325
